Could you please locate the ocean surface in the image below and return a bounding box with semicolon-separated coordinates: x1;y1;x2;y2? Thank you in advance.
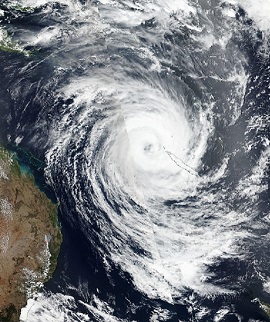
0;0;270;321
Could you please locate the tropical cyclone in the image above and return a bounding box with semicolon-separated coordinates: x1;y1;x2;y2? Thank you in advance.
0;147;62;322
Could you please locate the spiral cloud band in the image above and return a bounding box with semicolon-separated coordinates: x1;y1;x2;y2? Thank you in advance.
4;0;267;319
45;68;249;301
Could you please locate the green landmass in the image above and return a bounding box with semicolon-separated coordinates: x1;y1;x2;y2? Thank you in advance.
260;301;270;319
0;29;29;55
0;147;62;322
10;5;34;13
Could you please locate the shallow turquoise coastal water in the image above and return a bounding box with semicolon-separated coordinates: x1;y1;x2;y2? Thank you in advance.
19;162;32;176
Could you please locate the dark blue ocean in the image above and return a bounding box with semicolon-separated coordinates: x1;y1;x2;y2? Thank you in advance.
0;0;270;321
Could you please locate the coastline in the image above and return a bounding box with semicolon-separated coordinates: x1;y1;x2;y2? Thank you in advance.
0;146;62;321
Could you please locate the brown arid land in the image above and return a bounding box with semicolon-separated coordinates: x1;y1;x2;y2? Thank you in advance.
0;147;62;322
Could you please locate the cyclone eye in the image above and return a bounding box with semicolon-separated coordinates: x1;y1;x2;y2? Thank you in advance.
144;143;153;153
